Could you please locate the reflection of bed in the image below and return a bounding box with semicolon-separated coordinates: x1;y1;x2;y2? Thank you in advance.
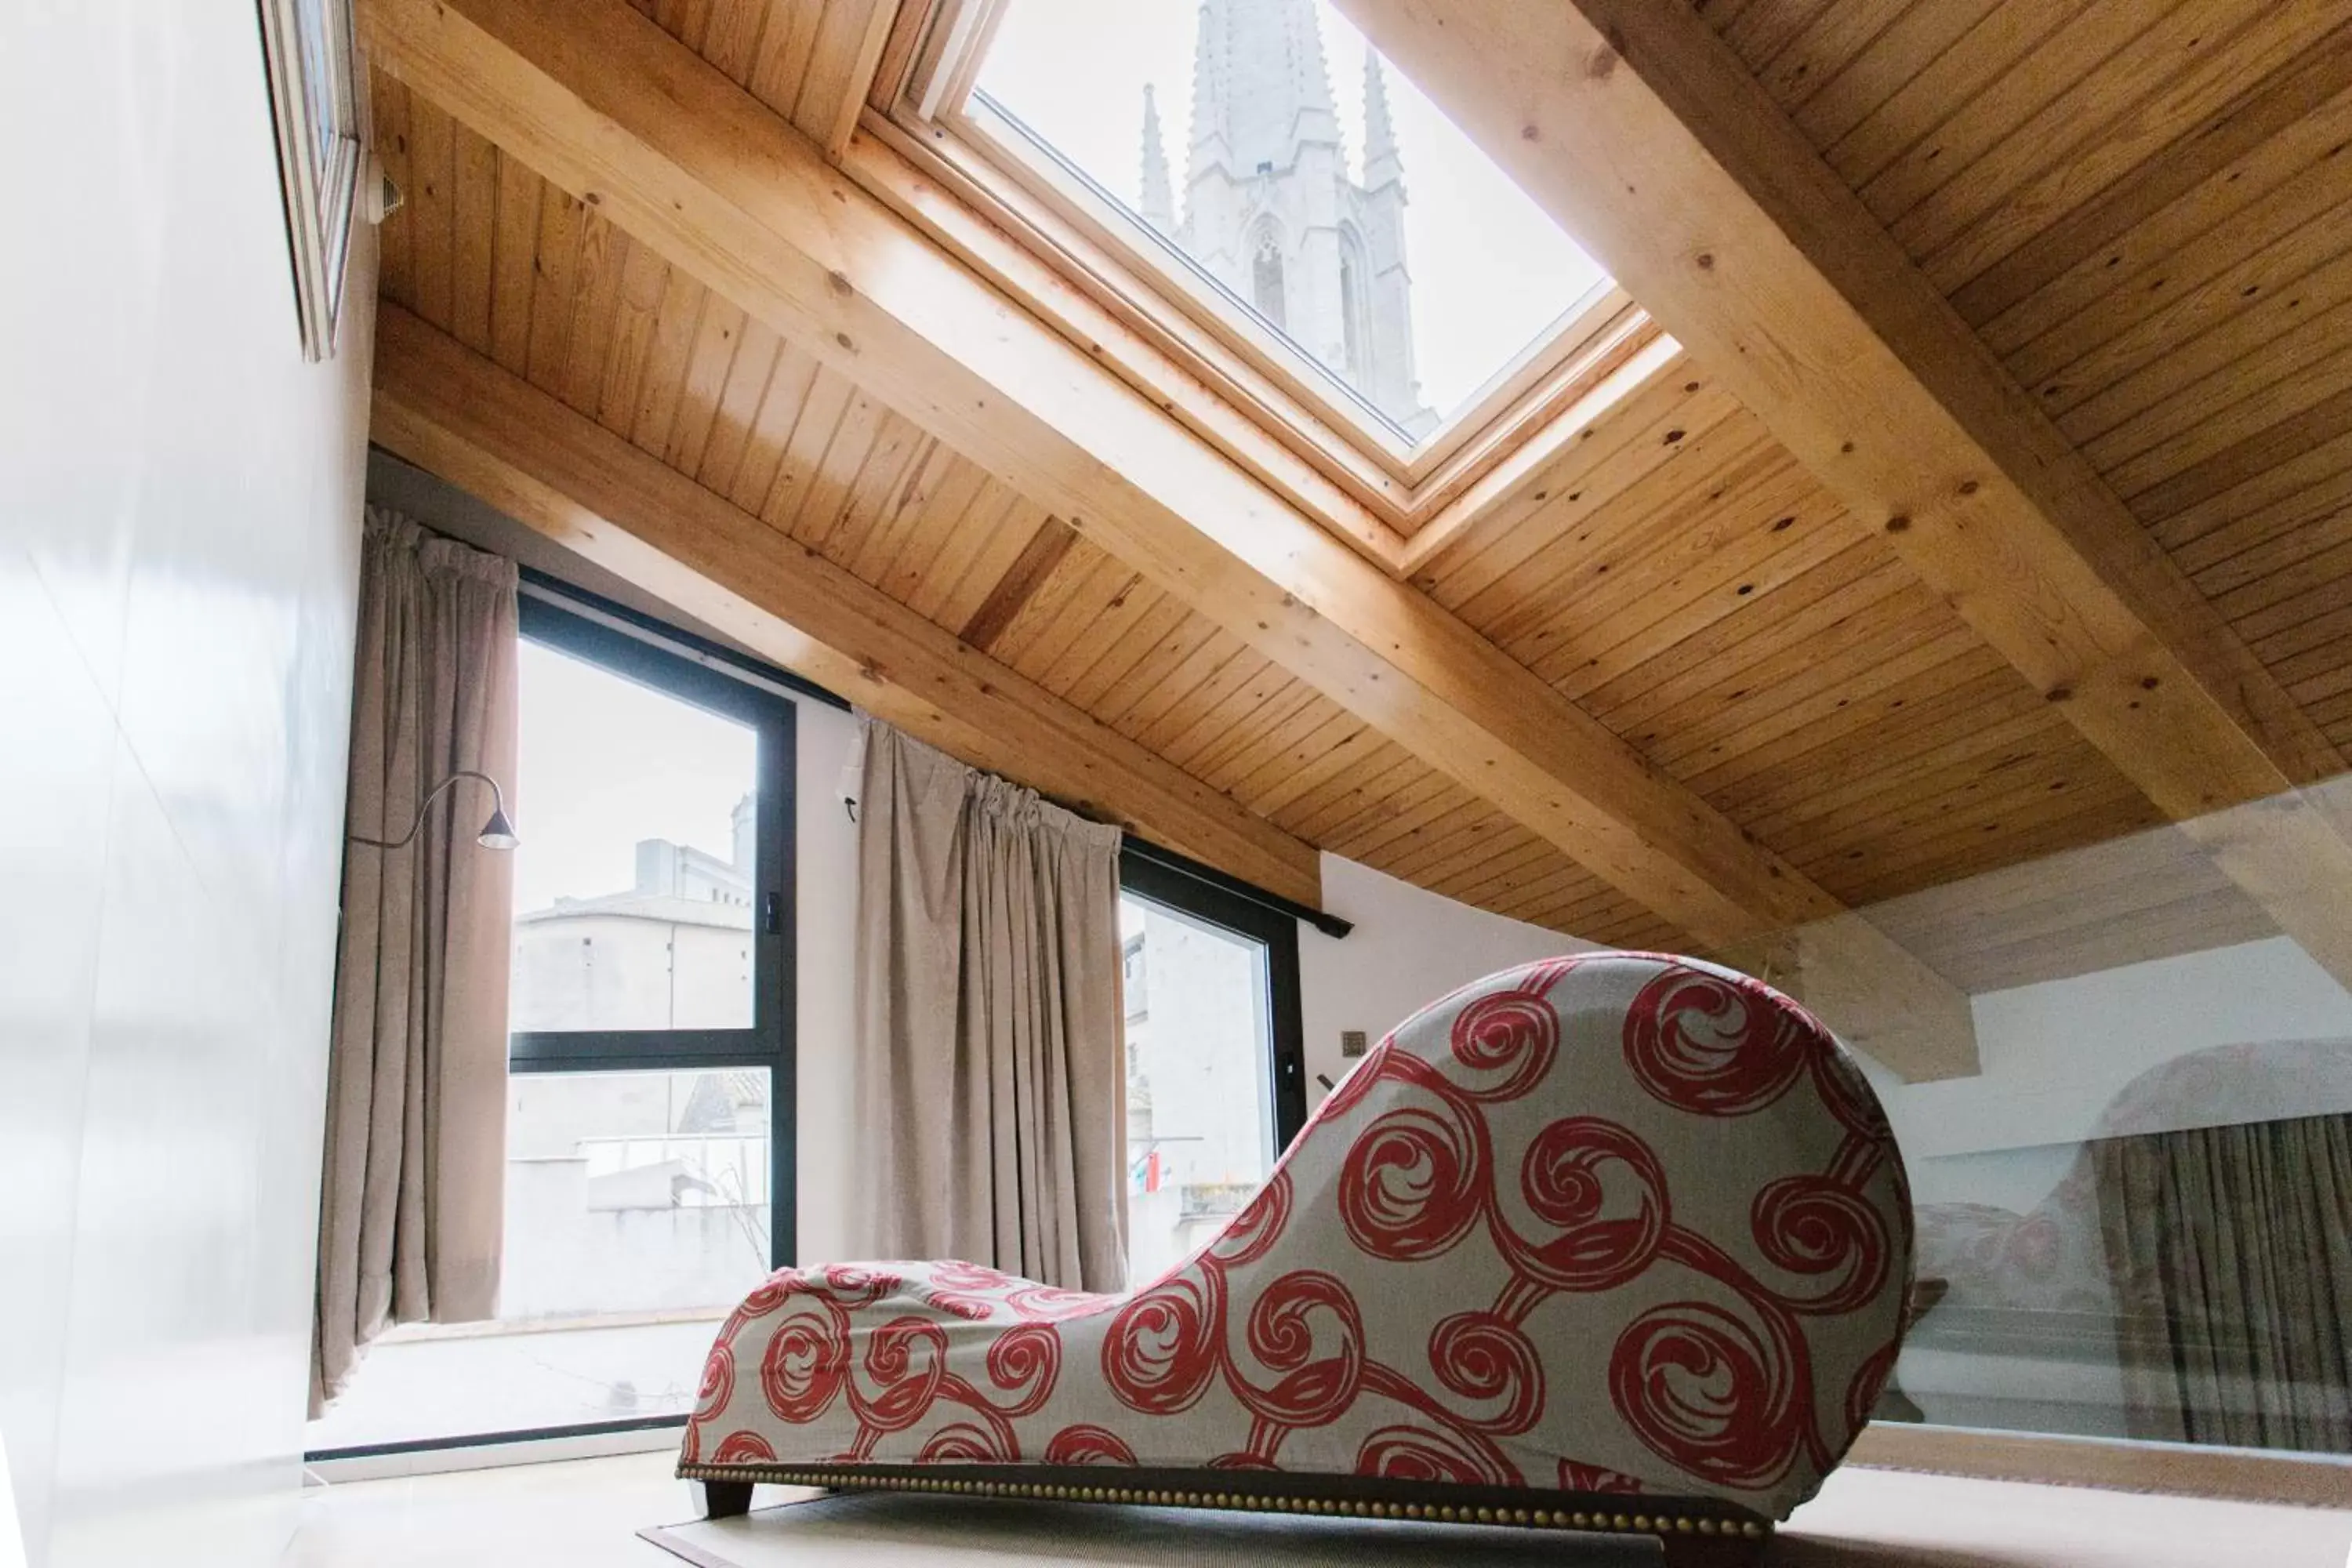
679;953;1915;1565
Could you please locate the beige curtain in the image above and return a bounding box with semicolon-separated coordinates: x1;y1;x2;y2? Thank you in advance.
851;723;1127;1292
312;509;519;1410
2094;1113;2352;1452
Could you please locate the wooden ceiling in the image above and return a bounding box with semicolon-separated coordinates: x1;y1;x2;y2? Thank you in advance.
360;0;2352;1029
1700;0;2352;761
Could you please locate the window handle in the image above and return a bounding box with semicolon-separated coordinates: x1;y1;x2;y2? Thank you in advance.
763;891;783;935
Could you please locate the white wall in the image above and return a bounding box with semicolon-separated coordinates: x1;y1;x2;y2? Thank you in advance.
0;1426;20;1568
1874;935;2352;1163
0;5;378;1564
1298;853;1593;1104
789;699;862;1264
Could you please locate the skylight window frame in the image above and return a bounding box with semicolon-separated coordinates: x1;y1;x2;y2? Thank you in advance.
962;87;1428;456
863;0;1667;550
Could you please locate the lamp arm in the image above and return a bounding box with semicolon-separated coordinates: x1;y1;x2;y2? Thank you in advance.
348;769;510;851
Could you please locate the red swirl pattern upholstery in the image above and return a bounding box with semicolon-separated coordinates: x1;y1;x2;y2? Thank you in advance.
681;953;1913;1522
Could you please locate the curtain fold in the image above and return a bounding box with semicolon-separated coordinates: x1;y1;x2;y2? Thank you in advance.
2094;1112;2352;1452
851;723;1127;1293
312;509;519;1411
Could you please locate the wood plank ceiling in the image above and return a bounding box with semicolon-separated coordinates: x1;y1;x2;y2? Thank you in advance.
1698;0;2352;761
364;0;2352;993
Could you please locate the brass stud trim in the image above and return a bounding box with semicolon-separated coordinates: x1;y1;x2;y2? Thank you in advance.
681;1460;1773;1545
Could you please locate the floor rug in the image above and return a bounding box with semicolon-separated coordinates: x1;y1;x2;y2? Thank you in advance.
639;1469;2352;1568
641;1490;1658;1565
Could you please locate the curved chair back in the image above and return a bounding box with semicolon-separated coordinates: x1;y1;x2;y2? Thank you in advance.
1100;952;1913;1518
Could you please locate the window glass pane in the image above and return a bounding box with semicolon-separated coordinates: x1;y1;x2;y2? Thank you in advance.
510;638;760;1033
303;1068;775;1450
975;0;1607;440
503;1069;773;1317
1120;892;1276;1284
1790;773;2352;1458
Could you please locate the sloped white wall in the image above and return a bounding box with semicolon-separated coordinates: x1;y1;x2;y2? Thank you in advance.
0;4;378;1563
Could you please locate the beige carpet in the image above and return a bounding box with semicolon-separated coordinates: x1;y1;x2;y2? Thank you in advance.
641;1470;2352;1568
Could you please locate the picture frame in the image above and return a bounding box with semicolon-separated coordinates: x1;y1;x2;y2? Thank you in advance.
256;0;364;361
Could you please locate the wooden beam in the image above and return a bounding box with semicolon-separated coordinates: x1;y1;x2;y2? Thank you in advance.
798;0;902;161
371;302;1324;909
958;517;1076;652
361;0;1980;1076
1332;0;2352;993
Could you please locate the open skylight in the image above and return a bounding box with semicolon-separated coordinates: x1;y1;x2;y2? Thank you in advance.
972;0;1609;447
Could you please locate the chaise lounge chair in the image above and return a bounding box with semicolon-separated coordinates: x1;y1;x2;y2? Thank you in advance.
679;952;1915;1564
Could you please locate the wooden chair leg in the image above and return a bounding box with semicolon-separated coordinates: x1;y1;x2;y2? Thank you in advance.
698;1479;755;1519
1657;1530;1767;1567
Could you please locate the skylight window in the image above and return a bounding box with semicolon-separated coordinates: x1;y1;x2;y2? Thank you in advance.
971;0;1609;446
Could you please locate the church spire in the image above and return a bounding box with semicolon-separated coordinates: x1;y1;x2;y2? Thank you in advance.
1171;0;1432;433
1363;52;1401;190
1139;85;1174;230
1187;0;1339;183
1185;0;1231;188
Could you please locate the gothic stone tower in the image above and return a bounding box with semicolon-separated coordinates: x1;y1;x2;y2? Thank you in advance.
1141;0;1433;435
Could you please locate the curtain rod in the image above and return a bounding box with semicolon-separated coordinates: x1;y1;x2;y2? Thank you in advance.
1123;837;1352;940
519;572;1349;939
517;570;852;713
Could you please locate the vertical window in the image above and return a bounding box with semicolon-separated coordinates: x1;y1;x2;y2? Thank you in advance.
307;593;799;1455
1118;846;1305;1285
1252;231;1287;332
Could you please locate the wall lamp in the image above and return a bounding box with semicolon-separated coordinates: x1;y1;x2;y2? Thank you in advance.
348;769;519;851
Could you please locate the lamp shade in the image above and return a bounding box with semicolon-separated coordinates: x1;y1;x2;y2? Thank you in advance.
350;769;518;853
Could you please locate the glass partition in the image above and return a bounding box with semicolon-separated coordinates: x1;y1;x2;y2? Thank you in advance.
1773;773;2352;1457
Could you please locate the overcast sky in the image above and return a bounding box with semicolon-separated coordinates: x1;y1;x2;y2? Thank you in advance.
511;640;756;915
977;0;1605;418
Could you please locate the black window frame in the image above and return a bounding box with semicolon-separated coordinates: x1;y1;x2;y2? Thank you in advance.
508;593;799;1270
1118;842;1309;1156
